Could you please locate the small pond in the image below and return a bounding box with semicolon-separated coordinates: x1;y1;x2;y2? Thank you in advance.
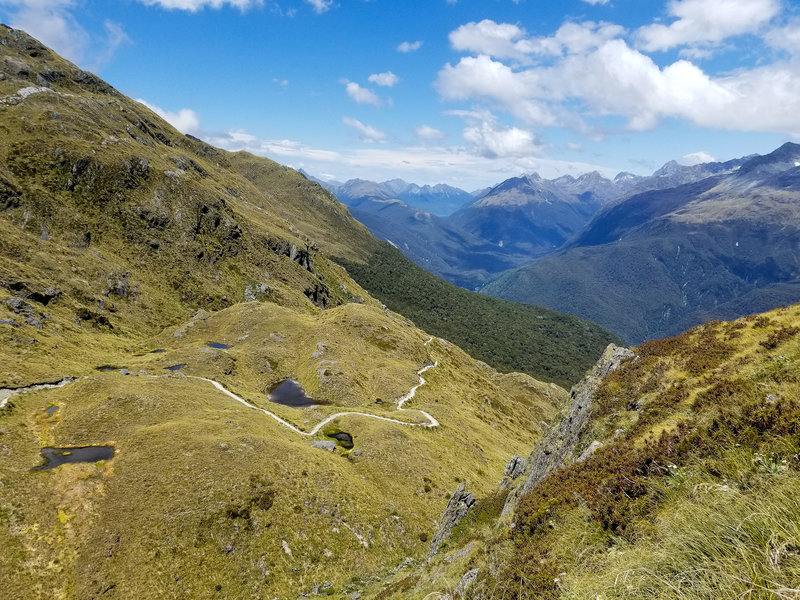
267;379;317;408
44;405;59;417
95;365;119;371
33;446;115;471
207;342;231;350
326;431;354;449
150;349;166;354
165;364;186;371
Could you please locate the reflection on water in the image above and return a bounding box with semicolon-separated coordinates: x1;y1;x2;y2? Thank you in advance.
267;379;317;408
33;446;115;471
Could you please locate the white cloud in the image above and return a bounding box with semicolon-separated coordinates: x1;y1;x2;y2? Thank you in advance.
397;40;423;53
135;99;202;135
449;20;532;62
582;0;609;4
766;20;800;55
681;151;716;165
414;125;445;141
207;126;615;190
0;0;87;64
636;0;780;52
0;0;130;68
341;116;387;142
368;71;399;87
343;81;381;106
436;25;800;137
304;0;333;14
135;0;262;10
449;110;540;158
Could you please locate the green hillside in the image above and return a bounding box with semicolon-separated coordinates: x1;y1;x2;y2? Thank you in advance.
375;303;800;599
338;242;619;388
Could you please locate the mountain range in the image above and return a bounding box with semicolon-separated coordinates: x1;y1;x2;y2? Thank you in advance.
312;157;753;291
483;142;800;343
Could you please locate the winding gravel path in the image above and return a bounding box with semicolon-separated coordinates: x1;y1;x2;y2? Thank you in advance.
4;339;440;436
191;356;440;436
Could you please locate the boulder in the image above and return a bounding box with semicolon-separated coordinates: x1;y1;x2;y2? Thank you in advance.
312;440;336;452
503;455;525;480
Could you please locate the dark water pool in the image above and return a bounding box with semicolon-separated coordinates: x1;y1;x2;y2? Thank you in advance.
326;431;354;449
96;365;119;371
165;364;186;371
207;342;231;349
267;379;316;408
33;446;115;471
151;349;166;354
44;405;58;417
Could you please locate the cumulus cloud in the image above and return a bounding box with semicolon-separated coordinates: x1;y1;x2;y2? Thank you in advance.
436;20;800;136
681;151;716;165
207;125;612;190
414;125;445;141
0;0;130;68
397;40;423;53
341;116;387;142
449;20;533;62
135;99;202;135
766;20;800;55
368;71;399;87
343;81;381;106
304;0;333;14
636;0;780;52
135;0;262;10
450;110;540;158
0;0;87;63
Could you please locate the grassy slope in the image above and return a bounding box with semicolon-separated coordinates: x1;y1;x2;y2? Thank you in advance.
0;26;567;598
366;303;800;599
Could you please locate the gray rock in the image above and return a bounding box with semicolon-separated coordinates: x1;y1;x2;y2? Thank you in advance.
577;440;602;463
455;568;480;598
352;449;363;457
0;318;19;327
427;483;476;562
311;342;327;358
501;344;634;520
765;394;779;404
312;440;336;452
4;296;32;314
503;455;525;480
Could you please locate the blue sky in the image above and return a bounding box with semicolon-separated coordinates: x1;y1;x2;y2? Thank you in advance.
1;0;799;190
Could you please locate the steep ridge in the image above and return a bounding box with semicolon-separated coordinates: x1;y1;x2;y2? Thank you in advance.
484;143;800;343
368;303;800;599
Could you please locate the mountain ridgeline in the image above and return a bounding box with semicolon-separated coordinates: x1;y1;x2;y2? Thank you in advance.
483;143;800;343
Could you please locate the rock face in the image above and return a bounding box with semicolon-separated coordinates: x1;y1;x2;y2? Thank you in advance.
455;568;480;598
501;344;634;520
503;455;525;480
427;483;476;562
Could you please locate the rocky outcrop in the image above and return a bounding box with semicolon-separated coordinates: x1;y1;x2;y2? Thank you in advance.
503;455;525;480
455;568;480;598
427;483;475;562
501;344;634;520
